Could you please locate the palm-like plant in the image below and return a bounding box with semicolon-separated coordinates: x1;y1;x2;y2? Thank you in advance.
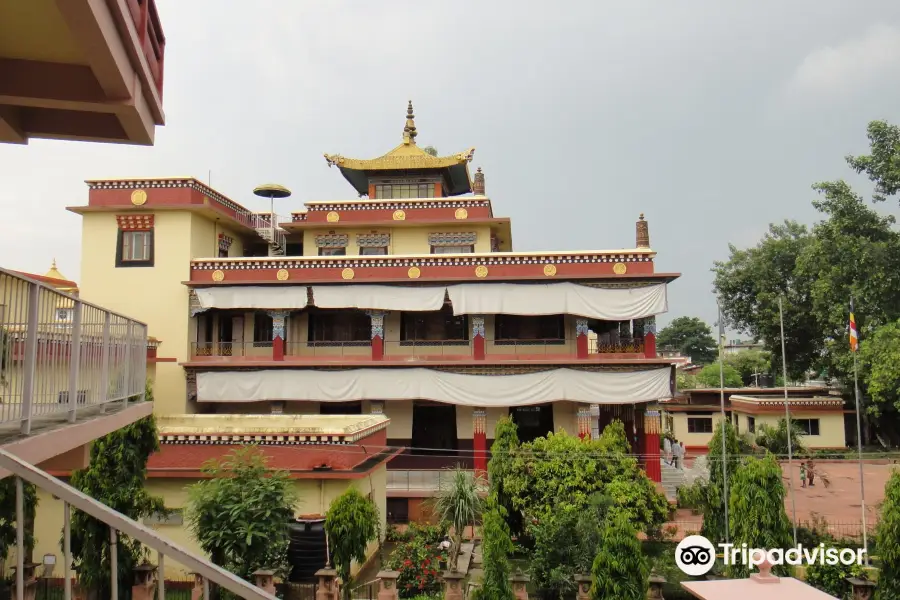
754;418;807;457
433;466;483;572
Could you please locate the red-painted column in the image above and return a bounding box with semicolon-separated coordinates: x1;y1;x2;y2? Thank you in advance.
644;409;662;483
643;316;657;359
473;408;487;477
472;316;485;360
577;406;592;440
576;319;589;358
269;311;287;361
369;311;385;360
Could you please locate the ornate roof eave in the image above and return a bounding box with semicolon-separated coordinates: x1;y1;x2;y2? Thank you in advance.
324;147;475;172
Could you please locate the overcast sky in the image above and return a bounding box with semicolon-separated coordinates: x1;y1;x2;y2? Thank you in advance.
2;1;900;331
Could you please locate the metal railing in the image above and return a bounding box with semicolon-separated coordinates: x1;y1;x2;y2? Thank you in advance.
0;268;147;434
386;469;488;492
0;449;276;600
383;340;471;358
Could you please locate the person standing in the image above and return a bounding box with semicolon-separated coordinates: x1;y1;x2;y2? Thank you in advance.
679;441;687;470
807;459;816;487
673;440;684;470
663;436;673;466
800;462;807;488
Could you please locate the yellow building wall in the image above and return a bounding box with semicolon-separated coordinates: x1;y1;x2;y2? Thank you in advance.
736;411;846;449
302;225;493;256
667;411;727;449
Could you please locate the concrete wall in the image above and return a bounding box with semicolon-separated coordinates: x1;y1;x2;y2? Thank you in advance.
665;409;847;450
301;224;493;256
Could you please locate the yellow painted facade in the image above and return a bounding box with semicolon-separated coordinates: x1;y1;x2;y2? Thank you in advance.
302;224;494;256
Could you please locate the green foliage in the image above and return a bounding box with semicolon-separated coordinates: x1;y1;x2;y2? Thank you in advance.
804;544;865;599
488;417;522;537
589;513;649;600
656;317;718;364
472;495;514;600
528;495;610;600
676;371;697;391
845;120;900;204
388;531;445;598
700;421;745;545
724;349;772;385
0;325;10;387
876;469;900;600
69;415;164;599
860;320;900;417
754;419;807;457
0;478;38;559
502;425;669;536
675;480;704;511
696;362;743;388
432;466;483;572
326;487;380;599
423;146;438;157
728;454;793;578
187;446;297;584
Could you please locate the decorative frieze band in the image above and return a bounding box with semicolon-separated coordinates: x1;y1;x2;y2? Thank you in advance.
576;319;590;336
357;233;391;248
268;310;288;339
643;316;657;336
316;234;349;248
303;199;491;212
116;214;154;231
471;316;486;337
429;232;477;247
367;311;385;339
473;408;486;435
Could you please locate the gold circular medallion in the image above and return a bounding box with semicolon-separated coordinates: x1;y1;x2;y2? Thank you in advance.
276;269;289;281
130;190;147;206
211;269;225;282
475;265;489;278
543;264;557;277
392;210;406;221
613;262;627;275
454;208;468;220
326;211;340;223
407;267;421;279
341;268;355;280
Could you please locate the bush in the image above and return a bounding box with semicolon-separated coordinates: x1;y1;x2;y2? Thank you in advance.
472;495;514;600
877;469;900;600
388;535;446;598
590;513;649;600
804;546;865;599
676;480;705;511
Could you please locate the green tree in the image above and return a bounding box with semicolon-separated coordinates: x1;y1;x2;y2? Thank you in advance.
472;495;514;600
326;487;380;600
0;478;38;561
423;146;438;157
805;544;865;599
728;455;792;578
487;417;522;538
433;467;483;572
859;320;900;421
696;362;742;388
725;349;772;385
187;446;297;583
69;415;164;599
713;220;819;380
700;421;744;545
846;120;900;204
656;317;718;364
676;371;698;391
590;513;648;600
754;419;807;457
876;469;900;600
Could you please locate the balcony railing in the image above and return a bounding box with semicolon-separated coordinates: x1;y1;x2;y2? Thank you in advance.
383;340;472;358
125;0;166;98
387;469;488;492
0;268;147;434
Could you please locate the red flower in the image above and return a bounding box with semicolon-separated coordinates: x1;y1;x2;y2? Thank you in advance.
404;560;412;567
423;558;431;566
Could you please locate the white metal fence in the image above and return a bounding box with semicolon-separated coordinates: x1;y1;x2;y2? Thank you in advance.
0;267;147;434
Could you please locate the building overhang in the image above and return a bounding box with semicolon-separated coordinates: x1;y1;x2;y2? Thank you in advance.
0;0;166;145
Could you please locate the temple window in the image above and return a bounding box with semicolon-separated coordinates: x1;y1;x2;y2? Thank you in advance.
357;233;390;256
747;416;756;433
316;234;349;257
687;414;714;433
432;245;473;254
307;309;370;343
115;214;154;267
494;315;565;344
374;183;435;199
429;232;477;255
411;402;458;454
794;418;821;436
319;247;347;256
253;312;274;346
401;305;468;343
360;247;387;256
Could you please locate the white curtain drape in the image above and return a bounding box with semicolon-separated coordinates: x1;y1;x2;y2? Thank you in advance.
445;282;667;320
310;285;446;312
195;286;309;310
196;367;672;406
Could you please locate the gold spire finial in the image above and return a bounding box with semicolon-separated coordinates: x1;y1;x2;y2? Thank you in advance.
403;100;418;145
51;258;57;269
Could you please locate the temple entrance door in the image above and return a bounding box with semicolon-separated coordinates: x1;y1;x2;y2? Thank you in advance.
411;402;458;457
510;404;554;443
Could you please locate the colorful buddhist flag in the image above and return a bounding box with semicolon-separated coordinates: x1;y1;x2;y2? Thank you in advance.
850;302;859;352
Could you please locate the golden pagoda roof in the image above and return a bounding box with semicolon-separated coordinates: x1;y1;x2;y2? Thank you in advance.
324;101;475;196
43;259;79;294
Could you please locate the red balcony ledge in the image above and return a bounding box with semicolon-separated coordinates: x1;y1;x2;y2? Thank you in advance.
1;0;166;145
187;252;680;285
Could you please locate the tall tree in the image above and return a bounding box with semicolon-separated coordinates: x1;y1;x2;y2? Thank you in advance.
700;421;744;546
876;469;900;600
846;120;900;204
656;317;718;364
589;513;649;600
696;362;743;388
725;349;772;385
859;321;900;438
69;414;164;599
487;417;522;537
472;495;515;600
326;487;380;600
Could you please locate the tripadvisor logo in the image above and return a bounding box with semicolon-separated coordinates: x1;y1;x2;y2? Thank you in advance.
675;535;866;577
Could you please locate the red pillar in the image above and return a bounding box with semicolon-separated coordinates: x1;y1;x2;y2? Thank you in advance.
577;406;592;440
473;409;487;476
370;311;385;360
270;311;286;361
643;316;657;359
643;409;662;483
472;316;485;360
576;319;589;358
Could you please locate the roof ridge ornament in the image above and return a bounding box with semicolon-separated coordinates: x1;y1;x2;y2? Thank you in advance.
403;100;418;145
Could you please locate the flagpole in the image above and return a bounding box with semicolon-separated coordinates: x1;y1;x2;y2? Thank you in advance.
717;301;729;544
778;297;798;546
851;298;869;562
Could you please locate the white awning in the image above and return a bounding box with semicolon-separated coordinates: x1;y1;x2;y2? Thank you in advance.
195;286;308;310
445;282;667;320
196;367;673;406
310;285;446;312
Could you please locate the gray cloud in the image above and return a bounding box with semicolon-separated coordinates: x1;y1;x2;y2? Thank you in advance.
2;0;900;332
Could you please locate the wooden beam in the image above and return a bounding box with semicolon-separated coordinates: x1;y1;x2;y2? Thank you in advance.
0;58;127;112
0;106;26;144
23;107;130;144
